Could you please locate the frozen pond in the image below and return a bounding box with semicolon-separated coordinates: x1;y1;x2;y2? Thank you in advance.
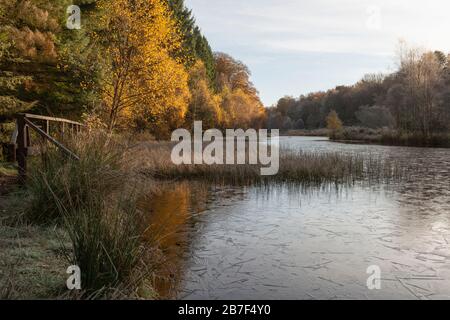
148;137;450;300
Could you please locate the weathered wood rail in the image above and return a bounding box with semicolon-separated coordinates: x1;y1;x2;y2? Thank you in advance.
7;113;85;181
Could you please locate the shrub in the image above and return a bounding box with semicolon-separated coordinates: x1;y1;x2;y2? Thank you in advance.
26;132;125;223
26;132;152;296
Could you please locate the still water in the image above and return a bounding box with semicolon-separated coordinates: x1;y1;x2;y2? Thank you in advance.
148;137;450;300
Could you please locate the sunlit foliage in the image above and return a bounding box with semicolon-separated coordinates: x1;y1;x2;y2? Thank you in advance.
97;0;191;135
214;53;266;129
0;0;267;145
326;110;343;131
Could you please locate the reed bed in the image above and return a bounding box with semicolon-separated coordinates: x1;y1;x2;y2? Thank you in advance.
138;142;405;186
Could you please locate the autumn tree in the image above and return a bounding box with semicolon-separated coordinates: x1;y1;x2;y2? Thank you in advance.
276;96;296;117
0;34;35;121
97;0;190;135
387;43;445;136
0;0;55;121
326;110;343;131
214;53;259;97
437;54;450;131
185;60;221;129
0;0;102;123
214;52;266;129
0;0;79;146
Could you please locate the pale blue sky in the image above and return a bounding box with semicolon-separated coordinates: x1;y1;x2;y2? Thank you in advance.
185;0;450;106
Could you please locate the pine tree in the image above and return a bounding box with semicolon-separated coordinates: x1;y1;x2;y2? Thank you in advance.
166;0;216;85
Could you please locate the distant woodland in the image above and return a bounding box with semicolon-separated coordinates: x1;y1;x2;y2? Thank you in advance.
268;43;450;140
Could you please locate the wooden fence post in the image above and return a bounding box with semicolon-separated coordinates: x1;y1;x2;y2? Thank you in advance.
45;120;50;135
10;114;85;182
16;115;27;182
6;122;18;162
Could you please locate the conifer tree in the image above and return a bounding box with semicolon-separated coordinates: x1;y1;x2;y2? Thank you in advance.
166;0;216;85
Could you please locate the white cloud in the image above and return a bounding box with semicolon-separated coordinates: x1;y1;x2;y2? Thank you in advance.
188;0;450;53
186;0;450;105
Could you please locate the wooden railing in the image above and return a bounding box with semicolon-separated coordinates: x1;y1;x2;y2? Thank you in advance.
8;113;85;181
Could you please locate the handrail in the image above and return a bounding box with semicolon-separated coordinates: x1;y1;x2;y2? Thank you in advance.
20;113;85;127
10;113;84;181
24;118;80;161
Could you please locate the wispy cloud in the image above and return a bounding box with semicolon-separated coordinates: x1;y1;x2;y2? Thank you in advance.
186;0;450;105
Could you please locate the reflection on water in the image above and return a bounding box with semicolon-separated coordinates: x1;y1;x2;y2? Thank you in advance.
145;137;450;300
141;183;194;298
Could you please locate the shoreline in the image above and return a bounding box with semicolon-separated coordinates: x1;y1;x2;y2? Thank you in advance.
329;136;450;149
280;129;450;149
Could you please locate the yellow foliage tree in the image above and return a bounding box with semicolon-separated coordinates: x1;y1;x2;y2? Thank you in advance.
221;88;266;129
97;0;190;134
186;60;222;129
326;110;343;131
214;53;266;129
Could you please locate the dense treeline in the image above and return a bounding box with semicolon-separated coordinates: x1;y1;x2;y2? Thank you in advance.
0;0;265;146
167;0;216;85
268;74;387;130
268;43;450;141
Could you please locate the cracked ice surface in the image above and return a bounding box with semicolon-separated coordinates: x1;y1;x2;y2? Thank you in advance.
174;137;450;300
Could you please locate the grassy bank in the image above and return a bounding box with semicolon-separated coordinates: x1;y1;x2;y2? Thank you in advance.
0;132;161;299
0;222;69;299
330;127;450;148
0;162;17;196
0;179;69;299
